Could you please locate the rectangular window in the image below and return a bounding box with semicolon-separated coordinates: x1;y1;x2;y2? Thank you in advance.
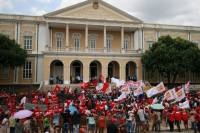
2;68;8;79
148;72;154;79
124;41;128;50
147;41;153;50
74;39;80;51
164;73;168;79
57;38;62;47
107;40;111;50
181;73;186;79
196;73;200;79
91;39;96;52
23;62;32;79
24;37;32;50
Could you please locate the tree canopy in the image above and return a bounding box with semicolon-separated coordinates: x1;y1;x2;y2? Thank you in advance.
141;35;200;88
0;34;28;69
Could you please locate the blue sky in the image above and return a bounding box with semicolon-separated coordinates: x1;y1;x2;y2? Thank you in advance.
0;0;200;26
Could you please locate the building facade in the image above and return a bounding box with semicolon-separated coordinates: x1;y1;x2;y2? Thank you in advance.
0;0;200;87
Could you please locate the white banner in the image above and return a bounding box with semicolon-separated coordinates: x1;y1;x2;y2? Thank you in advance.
175;88;185;101
118;92;126;100
151;97;158;105
116;80;125;88
20;96;26;104
134;86;143;96
146;87;158;98
121;86;130;94
106;85;112;94
156;82;166;93
111;77;120;84
179;100;190;109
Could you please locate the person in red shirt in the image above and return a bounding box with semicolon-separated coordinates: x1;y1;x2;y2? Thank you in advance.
167;109;175;132
181;109;188;130
174;109;181;132
163;107;169;127
98;113;106;133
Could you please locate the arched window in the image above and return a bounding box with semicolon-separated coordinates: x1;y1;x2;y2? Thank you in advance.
89;34;98;52
106;34;113;51
54;32;65;48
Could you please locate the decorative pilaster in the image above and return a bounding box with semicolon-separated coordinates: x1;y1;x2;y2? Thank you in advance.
85;25;88;52
66;23;69;51
46;22;50;46
121;27;124;49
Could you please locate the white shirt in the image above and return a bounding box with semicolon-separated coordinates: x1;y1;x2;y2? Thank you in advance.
1;118;8;129
105;105;108;110
47;92;51;97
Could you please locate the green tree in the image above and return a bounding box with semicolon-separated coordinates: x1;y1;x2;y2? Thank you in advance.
0;34;28;69
141;35;200;88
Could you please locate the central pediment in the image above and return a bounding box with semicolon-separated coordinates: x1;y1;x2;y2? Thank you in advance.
44;0;143;23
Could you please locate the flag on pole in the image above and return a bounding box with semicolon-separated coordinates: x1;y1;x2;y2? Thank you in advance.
118;92;126;100
106;85;112;94
86;82;90;89
20;96;26;104
91;80;97;86
69;87;72;94
121;86;130;94
53;85;60;92
134;86;143;96
175;88;185;101
156;82;165;93
79;82;87;89
102;81;109;94
151;97;158;105
111;77;120;84
99;75;104;83
185;81;190;94
146;87;158;98
45;95;48;106
116;80;125;88
96;83;104;90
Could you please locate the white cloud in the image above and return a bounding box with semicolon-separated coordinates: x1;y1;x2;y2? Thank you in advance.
31;6;38;13
57;0;85;9
36;0;53;3
15;11;21;14
0;0;13;12
35;10;46;15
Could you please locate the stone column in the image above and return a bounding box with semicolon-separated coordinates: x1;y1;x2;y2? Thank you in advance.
138;29;141;50
85;25;88;52
46;22;50;46
121;27;124;49
104;26;107;53
66;23;69;51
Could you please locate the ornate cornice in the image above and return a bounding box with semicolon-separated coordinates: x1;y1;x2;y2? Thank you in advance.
0;29;13;36
124;35;130;41
145;36;156;42
21;30;35;37
88;34;98;40
72;33;82;39
54;32;65;38
106;34;113;40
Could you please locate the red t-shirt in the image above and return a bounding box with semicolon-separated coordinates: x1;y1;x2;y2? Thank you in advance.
175;111;182;121
169;112;175;121
181;111;188;121
163;109;169;117
99;116;105;127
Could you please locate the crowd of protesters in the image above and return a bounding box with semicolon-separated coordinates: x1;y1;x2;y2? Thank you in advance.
0;81;200;133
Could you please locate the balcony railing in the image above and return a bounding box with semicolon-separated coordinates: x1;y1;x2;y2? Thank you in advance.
45;46;142;54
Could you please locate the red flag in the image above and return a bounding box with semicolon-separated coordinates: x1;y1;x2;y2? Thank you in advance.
45;95;48;106
99;75;104;83
102;81;109;94
79;82;87;89
53;85;60;92
78;95;83;103
91;80;97;86
175;86;182;92
86;82;90;89
64;86;69;93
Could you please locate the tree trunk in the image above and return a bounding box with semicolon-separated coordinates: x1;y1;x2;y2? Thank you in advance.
172;74;177;88
167;72;171;89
